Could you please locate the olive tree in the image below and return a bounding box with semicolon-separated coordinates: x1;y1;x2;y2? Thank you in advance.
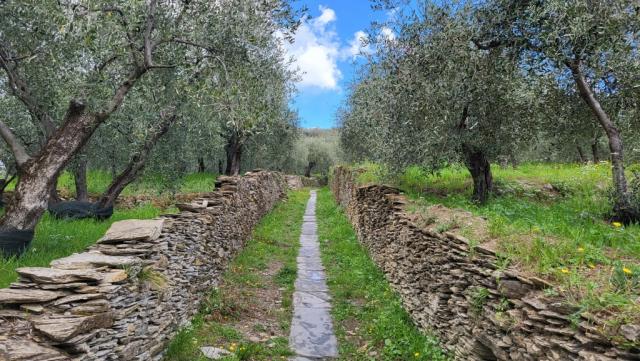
474;0;640;221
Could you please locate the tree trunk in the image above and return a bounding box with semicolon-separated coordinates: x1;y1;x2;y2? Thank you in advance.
568;61;640;224
224;135;242;176
304;161;316;177
576;145;586;163
568;61;635;222
73;155;89;201
0;175;15;206
198;157;206;173
462;145;493;204
591;137;600;163
49;180;61;205
97;112;177;209
218;160;223;175
0;103;101;230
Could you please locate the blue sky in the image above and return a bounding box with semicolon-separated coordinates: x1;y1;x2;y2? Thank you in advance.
284;1;391;129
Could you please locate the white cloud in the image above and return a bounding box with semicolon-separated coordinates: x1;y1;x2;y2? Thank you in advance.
314;5;336;28
282;6;374;91
379;26;396;42
345;30;371;59
282;6;341;91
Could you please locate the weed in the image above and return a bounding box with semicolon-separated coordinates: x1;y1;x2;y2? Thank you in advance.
470;287;491;315
138;267;168;290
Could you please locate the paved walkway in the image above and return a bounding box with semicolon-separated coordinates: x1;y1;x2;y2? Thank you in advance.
289;190;338;360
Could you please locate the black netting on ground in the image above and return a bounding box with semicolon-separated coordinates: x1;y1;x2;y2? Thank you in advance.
0;228;34;258
48;201;114;221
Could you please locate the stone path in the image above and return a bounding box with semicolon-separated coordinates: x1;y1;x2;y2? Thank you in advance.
289;190;338;360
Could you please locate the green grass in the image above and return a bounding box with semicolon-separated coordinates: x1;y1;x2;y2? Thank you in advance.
353;162;640;327
315;188;448;361
4;170;218;196
164;190;309;361
0;204;161;288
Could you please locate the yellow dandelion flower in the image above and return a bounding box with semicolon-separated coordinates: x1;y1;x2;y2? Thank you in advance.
415;352;421;357
577;247;585;253
623;267;632;275
560;268;570;274
588;263;595;269
612;221;623;228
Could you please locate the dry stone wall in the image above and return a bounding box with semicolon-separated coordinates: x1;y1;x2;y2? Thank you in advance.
0;171;287;361
331;166;640;361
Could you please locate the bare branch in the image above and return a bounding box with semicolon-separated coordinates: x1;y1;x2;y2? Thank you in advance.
0;119;31;167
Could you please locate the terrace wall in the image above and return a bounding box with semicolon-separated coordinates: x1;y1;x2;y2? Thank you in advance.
330;166;639;361
0;171;287;361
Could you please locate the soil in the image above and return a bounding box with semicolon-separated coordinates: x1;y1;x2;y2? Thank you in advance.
211;261;289;344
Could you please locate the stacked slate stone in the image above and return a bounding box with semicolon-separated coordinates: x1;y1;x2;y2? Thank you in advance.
0;171;286;361
285;175;304;190
330;166;640;361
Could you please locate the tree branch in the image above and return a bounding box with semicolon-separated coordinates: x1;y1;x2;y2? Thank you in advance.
97;66;148;120
144;0;157;68
0;43;57;137
0;119;31;167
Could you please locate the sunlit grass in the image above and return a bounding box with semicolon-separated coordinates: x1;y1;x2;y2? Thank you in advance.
4;170;218;196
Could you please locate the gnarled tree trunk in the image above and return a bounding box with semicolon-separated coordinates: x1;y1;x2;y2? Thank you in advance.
96;112;177;209
462;144;493;204
198;157;206;173
304;161;316;178
218;159;223;175
73;155;89;201
224;134;242;176
0;103;101;230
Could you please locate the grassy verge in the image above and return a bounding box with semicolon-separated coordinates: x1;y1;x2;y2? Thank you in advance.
354;162;640;328
4;170;218;196
315;188;448;361
0;204;161;288
164;190;309;361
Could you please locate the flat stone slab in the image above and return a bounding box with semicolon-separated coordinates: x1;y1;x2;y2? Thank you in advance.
0;339;69;361
33;313;113;342
290;190;338;359
298;269;326;281
295;279;329;293
99;219;164;244
0;289;65;304
300;234;318;243
297;258;325;271
200;346;232;359
290;307;338;358
16;267;103;284
301;223;317;235
51;251;141;270
298;247;321;258
293;291;331;308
